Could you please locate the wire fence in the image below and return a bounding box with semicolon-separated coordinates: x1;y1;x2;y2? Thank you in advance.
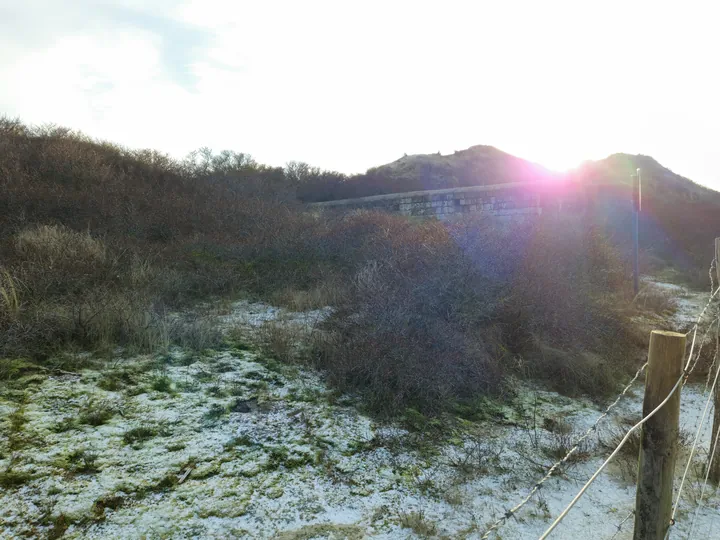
479;361;649;539
479;257;720;540
609;510;635;540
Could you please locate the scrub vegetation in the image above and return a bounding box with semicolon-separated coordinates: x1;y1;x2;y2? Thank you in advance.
0;117;648;417
1;116;717;538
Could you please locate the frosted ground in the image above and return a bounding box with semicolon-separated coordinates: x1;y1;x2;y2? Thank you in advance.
1;285;719;539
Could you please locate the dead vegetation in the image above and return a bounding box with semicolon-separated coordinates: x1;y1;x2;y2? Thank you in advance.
0;117;646;420
633;283;678;315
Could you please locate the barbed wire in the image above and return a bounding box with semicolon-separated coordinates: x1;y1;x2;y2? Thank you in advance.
693;307;720;539
480;261;718;540
669;320;720;534
683;282;720;344
709;258;716;300
705;317;720;393
688;406;720;537
609;510;635;540
540;263;719;539
684;315;719;388
478;361;648;539
539;365;688;539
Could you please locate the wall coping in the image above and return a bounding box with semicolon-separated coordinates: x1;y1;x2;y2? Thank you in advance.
308;180;576;207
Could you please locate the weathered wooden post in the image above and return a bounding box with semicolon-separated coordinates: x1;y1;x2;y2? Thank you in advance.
634;330;685;540
710;237;720;483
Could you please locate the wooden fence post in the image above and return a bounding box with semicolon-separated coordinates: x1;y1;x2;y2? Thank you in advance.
710;237;720;483
634;330;685;540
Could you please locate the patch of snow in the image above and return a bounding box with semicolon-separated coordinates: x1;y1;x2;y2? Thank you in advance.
219;301;332;330
2;295;720;539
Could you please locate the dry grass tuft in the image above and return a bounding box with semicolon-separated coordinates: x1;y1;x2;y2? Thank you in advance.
398;510;438;537
15;225;106;267
633;284;678;315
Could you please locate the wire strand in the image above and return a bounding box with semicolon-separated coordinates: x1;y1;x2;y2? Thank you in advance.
688;412;720;537
478;362;648;540
609;510;635;540
539;371;687;540
670;335;720;525
705;317;720;393
483;260;717;540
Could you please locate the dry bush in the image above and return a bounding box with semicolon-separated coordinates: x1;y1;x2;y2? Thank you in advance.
0;225;171;356
532;346;619;398
257;321;312;364
0;120;303;358
448;439;503;479
0;118;644;420
314;213;641;415
269;282;344;311
168;317;224;352
633;284;677;315
9;225;114;301
313;217;507;415
543;420;593;462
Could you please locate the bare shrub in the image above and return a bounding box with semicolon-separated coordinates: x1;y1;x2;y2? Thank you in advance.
269;282;344;311
448;439;503;480
544;422;593;463
314;213;639;415
0;117;643;419
257;321;311;364
398;510;438;537
532;346;619;398
633;284;677;315
314;216;507;415
168;317;224;352
0;121;302;358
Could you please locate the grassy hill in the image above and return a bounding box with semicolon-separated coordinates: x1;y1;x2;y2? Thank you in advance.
573;154;720;279
298;146;720;280
367;145;560;190
297;146;561;202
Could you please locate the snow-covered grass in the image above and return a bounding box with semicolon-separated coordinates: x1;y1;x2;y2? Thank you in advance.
644;278;713;331
2;295;720;539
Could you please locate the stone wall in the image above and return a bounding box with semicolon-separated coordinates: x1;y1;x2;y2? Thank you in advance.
309;181;586;220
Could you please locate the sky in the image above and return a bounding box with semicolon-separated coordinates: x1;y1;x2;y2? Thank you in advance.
1;0;718;187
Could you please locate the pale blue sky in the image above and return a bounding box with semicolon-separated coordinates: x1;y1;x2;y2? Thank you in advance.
1;0;718;187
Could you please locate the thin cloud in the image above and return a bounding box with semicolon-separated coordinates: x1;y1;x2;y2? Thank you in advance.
0;0;718;186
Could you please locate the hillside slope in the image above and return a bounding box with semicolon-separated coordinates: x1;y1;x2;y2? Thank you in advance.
298;146;561;202
303;146;720;279
575;154;720;275
368;145;560;190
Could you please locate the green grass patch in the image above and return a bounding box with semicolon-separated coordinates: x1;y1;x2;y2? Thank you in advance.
0;468;32;488
123;426;159;445
151;374;174;393
78;400;115;426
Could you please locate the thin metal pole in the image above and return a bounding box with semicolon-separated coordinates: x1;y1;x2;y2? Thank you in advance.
633;168;641;295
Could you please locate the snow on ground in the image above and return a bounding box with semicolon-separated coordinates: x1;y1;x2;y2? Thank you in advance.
218;300;332;331
644;278;714;331
2;295;720;539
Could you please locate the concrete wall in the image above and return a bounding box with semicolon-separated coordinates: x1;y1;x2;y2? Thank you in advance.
309;181;586;220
